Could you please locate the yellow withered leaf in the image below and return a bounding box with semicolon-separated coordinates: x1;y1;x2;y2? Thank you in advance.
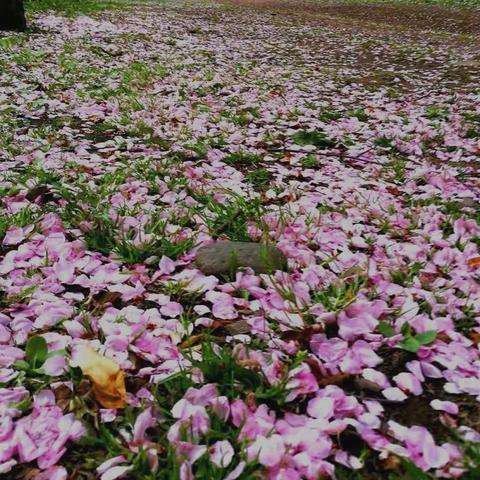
71;345;127;409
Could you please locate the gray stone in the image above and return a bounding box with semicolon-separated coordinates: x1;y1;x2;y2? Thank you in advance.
195;241;287;276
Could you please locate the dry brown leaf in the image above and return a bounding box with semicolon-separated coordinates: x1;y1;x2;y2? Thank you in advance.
436;332;451;343
236;359;261;371
54;384;73;411
179;334;204;349
305;358;350;386
77;165;95;174
354;376;382;393
386;186;402;196
223;319;251;336
382;455;401;471
317;372;350;386
467;256;480;269
280;324;323;346
14;467;42;480
71;345;127;409
89;290;122;311
25;185;50;201
469;332;480;345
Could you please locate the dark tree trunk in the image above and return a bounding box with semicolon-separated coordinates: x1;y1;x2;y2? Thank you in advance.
0;0;27;31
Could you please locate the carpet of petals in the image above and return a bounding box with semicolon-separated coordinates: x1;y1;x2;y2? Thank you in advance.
0;0;480;478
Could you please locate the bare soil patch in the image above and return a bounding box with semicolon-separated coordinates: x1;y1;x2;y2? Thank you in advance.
221;0;480;35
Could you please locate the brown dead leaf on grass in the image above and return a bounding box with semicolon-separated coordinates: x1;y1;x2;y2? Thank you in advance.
71;345;127;409
87;290;123;312
467;256;480;269
306;358;351;386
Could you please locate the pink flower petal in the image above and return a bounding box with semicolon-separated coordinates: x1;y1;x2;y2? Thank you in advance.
430;400;459;415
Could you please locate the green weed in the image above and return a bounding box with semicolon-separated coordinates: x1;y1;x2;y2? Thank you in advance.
192;190;265;241
247;168;272;189
25;0;126;15
301;154;320;169
223;152;262;167
311;276;366;313
292;130;337;149
0;207;38;241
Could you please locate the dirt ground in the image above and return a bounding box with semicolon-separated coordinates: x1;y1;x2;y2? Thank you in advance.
219;0;480;35
206;0;480;98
